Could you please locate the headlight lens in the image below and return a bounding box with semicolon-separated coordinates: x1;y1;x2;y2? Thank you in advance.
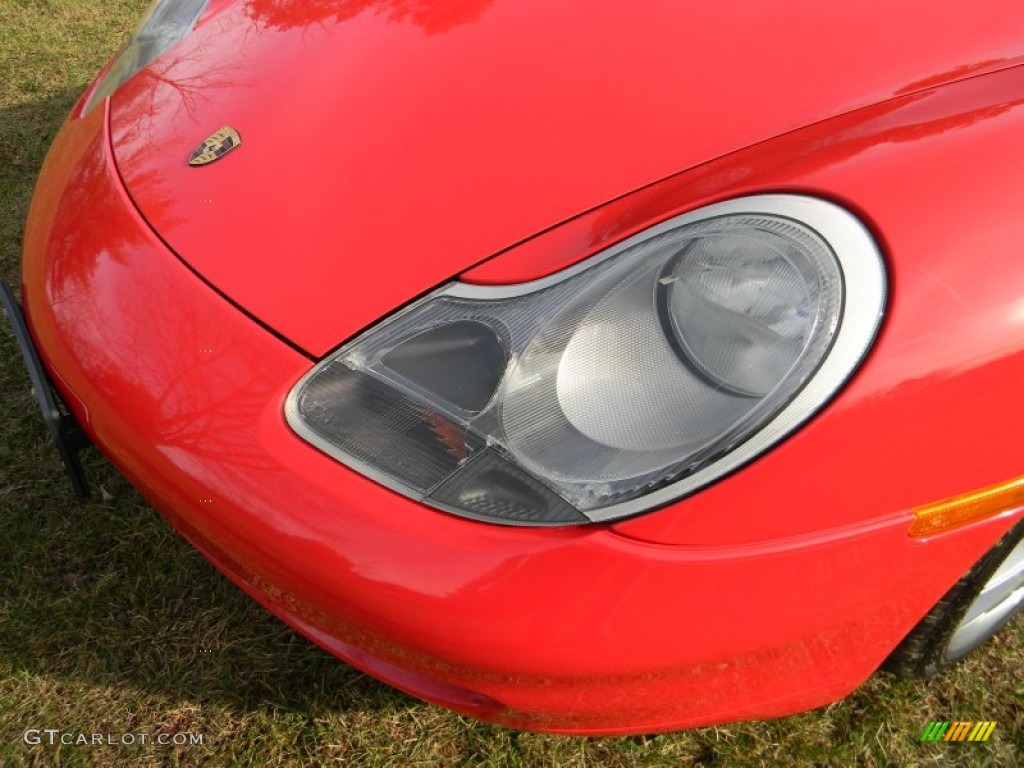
287;195;886;526
82;0;209;115
659;223;832;397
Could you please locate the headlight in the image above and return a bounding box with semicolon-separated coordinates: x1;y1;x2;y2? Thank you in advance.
82;0;209;115
287;195;886;526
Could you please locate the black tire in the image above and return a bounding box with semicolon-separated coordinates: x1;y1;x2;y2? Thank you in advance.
885;518;1024;678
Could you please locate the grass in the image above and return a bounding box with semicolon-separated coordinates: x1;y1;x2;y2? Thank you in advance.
0;1;1021;766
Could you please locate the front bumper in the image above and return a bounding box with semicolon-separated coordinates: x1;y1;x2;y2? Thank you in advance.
17;101;1017;735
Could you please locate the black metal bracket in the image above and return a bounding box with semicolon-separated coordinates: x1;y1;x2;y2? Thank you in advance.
1;280;92;501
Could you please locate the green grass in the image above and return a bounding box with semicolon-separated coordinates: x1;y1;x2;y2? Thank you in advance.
0;2;1021;766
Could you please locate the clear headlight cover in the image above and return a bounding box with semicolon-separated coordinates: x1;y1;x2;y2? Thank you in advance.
82;0;210;115
287;195;886;526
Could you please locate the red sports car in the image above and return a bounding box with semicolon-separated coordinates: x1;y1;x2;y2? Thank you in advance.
4;0;1023;734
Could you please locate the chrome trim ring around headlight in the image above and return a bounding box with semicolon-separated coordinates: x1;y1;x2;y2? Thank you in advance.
439;195;887;522
286;194;887;525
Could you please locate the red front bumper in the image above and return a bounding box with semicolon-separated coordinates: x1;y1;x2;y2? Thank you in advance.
18;99;1018;735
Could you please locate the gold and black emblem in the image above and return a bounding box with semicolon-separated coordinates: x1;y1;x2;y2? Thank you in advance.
188;126;242;166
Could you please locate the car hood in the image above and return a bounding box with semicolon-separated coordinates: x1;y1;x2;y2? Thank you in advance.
109;0;1024;356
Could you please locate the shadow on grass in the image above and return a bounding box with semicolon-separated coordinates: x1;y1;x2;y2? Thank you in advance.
0;91;409;718
0;90;88;278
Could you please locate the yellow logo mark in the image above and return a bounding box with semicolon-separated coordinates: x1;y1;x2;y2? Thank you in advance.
188;126;242;166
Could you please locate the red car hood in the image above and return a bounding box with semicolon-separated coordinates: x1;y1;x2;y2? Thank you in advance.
109;0;1024;356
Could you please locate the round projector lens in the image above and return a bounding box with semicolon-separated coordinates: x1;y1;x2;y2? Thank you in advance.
659;222;840;397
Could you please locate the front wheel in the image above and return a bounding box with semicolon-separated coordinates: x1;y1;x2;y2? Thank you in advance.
885;519;1024;678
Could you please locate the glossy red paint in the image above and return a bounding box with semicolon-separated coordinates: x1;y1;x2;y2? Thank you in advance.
17;2;1024;734
108;0;1024;356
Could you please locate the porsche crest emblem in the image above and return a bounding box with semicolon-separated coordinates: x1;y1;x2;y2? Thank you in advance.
188;126;242;166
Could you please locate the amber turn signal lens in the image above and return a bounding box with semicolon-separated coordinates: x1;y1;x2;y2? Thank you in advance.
909;477;1024;538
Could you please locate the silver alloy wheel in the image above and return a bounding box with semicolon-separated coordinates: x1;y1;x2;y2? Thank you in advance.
886;519;1024;678
943;535;1024;662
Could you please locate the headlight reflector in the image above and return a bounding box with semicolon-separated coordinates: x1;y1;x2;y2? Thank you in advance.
287;195;885;526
